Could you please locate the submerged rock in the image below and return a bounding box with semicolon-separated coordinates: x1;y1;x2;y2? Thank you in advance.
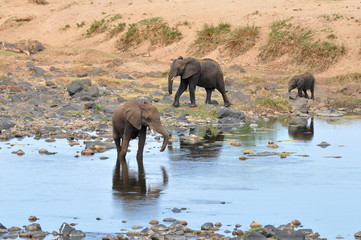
317;141;331;148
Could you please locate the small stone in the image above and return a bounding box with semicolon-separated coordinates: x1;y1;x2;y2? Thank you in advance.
214;222;222;228
201;222;214;230
250;221;262;228
28;216;38;221
149;219;159;225
307;232;320;238
354;231;361;238
163;218;177;222
178;220;187;226
16;150;25;156
81;149;95;156
38;148;49;154
291;219;301;227
230;141;241;147
317;141;331;148
232;230;244;236
93;145;108;152
45;138;56;142
172;208;181;213
99;156;109;160
267;143;279;148
239;156;247;160
132;226;142;230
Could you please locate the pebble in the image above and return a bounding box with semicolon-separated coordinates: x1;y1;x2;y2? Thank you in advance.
291;219;301;227
38;148;49;154
28;216;38;221
16;150;25;155
81;149;95;156
239;156;247;160
149;219;159;225
230;141;241;147
132;226;143;230
250;221;262;228
317;141;331;148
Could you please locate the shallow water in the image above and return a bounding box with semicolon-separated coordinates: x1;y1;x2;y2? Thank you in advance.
0;117;361;239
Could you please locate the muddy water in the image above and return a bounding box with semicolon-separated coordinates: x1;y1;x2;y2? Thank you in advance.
0;117;360;240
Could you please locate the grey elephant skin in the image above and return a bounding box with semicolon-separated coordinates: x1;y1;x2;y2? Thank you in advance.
112;99;170;170
168;56;231;108
288;72;315;99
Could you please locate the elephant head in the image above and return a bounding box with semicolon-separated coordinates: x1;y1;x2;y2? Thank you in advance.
288;76;301;93
168;56;200;94
123;99;169;152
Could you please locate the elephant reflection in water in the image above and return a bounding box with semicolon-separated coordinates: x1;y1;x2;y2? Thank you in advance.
288;117;314;141
168;127;225;160
112;160;168;201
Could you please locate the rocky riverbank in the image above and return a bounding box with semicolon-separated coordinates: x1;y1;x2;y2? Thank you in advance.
3;217;361;240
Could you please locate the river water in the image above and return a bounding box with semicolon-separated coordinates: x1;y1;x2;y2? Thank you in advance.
0;116;360;239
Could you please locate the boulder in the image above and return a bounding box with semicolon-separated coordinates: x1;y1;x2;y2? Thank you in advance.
59;223;86;238
244;230;266;240
200;222;214;230
227;90;251;104
0;119;16;130
66;79;92;96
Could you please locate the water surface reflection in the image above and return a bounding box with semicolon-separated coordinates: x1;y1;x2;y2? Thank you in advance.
0;117;360;240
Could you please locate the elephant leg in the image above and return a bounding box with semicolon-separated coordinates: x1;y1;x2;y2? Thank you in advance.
119;135;130;161
136;127;146;173
216;86;231;107
298;88;303;98
189;81;197;108
173;80;188;107
303;89;309;99
220;91;231;107
205;88;212;104
114;137;123;166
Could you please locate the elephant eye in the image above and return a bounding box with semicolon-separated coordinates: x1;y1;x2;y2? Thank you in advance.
146;117;152;121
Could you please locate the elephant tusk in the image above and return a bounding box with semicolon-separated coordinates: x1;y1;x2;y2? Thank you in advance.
150;129;155;135
170;77;175;82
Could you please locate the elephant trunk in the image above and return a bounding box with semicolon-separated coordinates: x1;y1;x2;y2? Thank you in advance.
150;123;170;152
159;128;170;152
168;66;177;95
288;80;294;93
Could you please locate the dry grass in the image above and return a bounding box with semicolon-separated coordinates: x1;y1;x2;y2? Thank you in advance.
190;23;260;57
259;19;346;71
224;25;260;57
116;17;182;50
29;0;48;5
190;23;231;56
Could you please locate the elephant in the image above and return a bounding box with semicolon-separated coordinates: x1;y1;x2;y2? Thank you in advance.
168;56;231;108
112;98;170;170
288;117;314;141
288;72;315;99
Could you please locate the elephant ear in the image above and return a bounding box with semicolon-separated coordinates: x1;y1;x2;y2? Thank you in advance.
182;59;200;79
124;103;142;130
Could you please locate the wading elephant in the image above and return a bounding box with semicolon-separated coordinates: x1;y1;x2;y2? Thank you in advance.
112;99;170;170
168;56;231;108
288;72;315;99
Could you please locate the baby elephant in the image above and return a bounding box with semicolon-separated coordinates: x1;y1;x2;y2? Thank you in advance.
288;72;315;99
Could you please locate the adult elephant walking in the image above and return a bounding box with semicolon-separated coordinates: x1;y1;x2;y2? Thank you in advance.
112;99;170;170
168;56;231;108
